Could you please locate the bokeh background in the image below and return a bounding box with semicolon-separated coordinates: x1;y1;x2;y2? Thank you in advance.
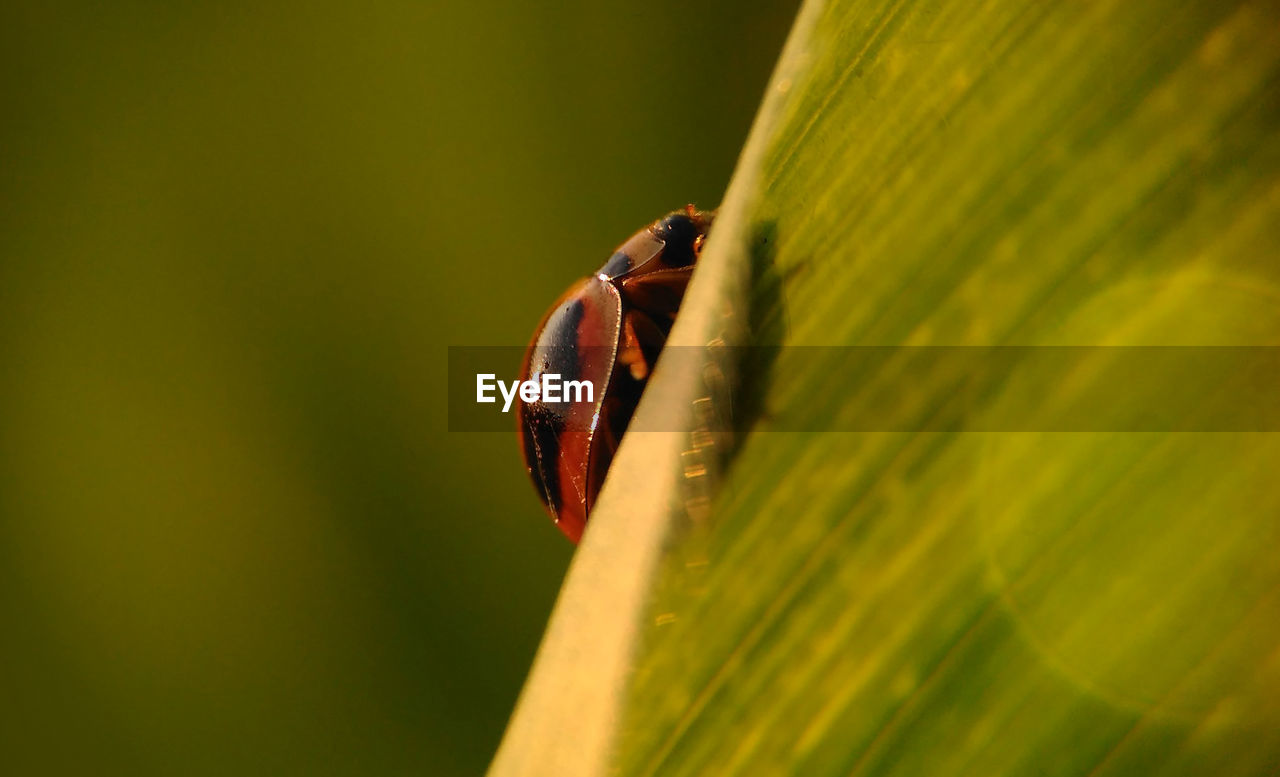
0;2;799;774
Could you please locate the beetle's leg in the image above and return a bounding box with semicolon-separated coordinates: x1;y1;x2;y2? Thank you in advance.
627;309;671;381
618;313;656;381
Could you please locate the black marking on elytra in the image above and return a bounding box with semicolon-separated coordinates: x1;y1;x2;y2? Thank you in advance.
600;251;632;278
535;299;586;387
523;411;564;514
522;297;590;512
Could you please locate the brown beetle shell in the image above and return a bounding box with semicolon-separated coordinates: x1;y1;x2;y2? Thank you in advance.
516;207;713;543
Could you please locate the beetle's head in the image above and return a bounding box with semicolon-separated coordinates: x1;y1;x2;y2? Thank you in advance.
652;207;715;267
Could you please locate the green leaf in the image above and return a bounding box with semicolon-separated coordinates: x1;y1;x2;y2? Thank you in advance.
491;1;1280;775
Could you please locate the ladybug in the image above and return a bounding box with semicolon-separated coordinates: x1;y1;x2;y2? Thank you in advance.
516;206;714;543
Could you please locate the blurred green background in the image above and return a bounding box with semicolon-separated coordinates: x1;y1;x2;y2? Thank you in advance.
0;2;798;773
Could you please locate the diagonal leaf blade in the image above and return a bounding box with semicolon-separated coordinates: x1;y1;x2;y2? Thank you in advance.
494;1;1280;775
